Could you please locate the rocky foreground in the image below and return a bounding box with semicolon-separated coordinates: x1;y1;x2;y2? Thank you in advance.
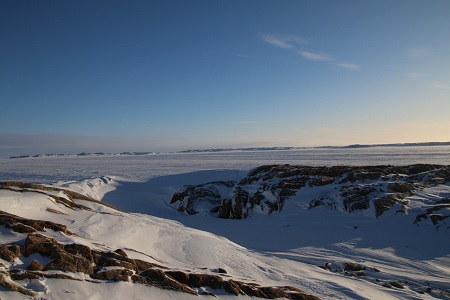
171;164;450;225
0;182;318;299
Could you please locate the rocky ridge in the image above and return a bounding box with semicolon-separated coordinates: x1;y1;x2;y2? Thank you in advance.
171;164;450;225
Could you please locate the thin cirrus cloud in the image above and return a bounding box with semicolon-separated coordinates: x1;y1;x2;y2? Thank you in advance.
407;47;428;59
298;50;332;61
405;71;422;79
260;33;360;71
429;82;449;89
226;120;260;126
259;33;307;49
334;63;360;71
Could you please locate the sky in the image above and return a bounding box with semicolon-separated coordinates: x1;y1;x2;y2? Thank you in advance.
1;0;449;156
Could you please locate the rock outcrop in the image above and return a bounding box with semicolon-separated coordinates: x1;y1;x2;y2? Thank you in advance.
171;164;450;223
0;212;319;299
0;210;73;235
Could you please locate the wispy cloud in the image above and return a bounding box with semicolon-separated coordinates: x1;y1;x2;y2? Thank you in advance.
227;120;260;126
259;33;307;49
334;63;361;71
298;50;332;61
260;32;359;71
235;54;255;58
407;47;428;59
429;82;449;89
405;71;422;79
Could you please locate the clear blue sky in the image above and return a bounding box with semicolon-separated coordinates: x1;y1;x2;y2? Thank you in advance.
1;0;449;155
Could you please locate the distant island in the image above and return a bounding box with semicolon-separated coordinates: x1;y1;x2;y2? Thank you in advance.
179;142;450;153
9;151;159;159
317;141;450;149
8;142;450;159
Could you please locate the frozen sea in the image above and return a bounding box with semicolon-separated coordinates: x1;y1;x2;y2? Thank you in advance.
1;145;449;184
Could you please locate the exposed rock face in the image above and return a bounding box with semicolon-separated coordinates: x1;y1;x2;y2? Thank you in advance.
414;198;450;226
0;210;72;235
170;181;235;215
317;260;415;292
171;164;450;223
0;181;123;212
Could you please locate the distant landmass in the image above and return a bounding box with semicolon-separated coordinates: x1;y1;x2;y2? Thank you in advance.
178;146;296;153
9;151;159;159
318;141;450;149
8;142;450;159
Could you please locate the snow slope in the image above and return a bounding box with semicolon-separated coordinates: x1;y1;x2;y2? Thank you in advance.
2;179;447;299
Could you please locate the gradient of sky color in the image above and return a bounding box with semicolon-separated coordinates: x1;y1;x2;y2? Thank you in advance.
1;0;449;156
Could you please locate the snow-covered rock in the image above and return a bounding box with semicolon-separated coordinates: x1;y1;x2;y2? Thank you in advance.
171;164;450;224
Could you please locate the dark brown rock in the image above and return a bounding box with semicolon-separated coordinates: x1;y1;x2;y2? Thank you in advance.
22;233;61;257
134;258;161;272
10;269;86;282
341;187;375;212
309;176;335;187
27;259;43;271
200;290;217;296
218;200;232;219
65;243;94;264
430;214;449;225
0;273;37;296
97;257;135;270
165;270;191;285
353;271;368;277
388;182;414;193
389;281;405;289
114;249;128;257
10;270;40;280
0;210;71;234
11;223;36;233
131;274;146;284
45;247;93;274
343;262;366;271
374;194;401;218
139;269;198;295
93;268;133;281
222;280;244;295
173;164;450;219
230;187;249;219
239;284;267;298
0;244;21;261
189;273;223;289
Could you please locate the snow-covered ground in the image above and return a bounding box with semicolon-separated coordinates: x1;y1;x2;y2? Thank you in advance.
2;146;450;183
1;146;449;299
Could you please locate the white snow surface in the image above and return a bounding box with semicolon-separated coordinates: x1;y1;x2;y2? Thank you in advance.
1;146;450;299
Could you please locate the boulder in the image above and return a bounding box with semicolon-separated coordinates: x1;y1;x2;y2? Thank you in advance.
27;260;43;271
22;233;61;257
